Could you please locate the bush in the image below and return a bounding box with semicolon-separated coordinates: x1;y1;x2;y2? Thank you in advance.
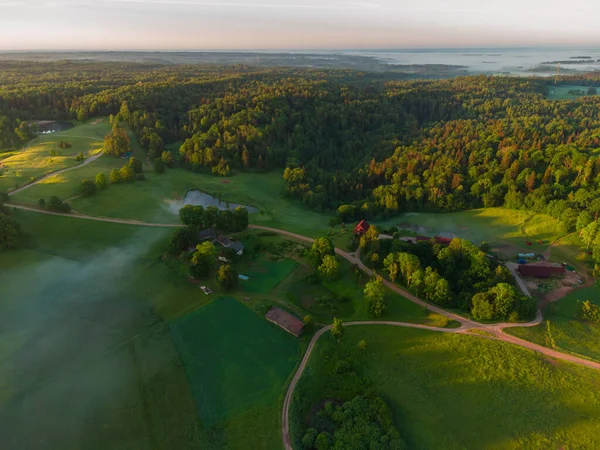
75;152;84;161
81;178;97;197
579;300;600;324
46;196;71;213
95;172;107;189
109;168;121;184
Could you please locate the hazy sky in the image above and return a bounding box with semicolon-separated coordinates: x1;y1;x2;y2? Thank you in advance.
1;0;600;50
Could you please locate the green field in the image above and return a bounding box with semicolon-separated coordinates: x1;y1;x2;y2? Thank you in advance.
0;119;110;192
292;326;600;450
546;85;600;101
507;285;600;362
240;256;299;294
170;298;299;432
380;208;568;256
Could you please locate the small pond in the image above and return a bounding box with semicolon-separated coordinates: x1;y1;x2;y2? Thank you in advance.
171;190;258;214
34;121;73;134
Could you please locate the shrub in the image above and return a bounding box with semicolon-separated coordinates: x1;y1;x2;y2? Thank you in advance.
95;172;107;189
47;196;71;213
109;168;121;184
153;158;166;173
579;300;600;324
81;178;97;197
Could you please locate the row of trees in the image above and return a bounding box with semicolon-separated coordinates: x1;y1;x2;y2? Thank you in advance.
179;204;249;233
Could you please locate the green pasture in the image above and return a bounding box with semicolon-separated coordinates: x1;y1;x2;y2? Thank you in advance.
546;85;600;101
507;284;600;362
292;326;600;450
240;256;298;294
0;119;110;192
379;208;567;256
170;298;299;429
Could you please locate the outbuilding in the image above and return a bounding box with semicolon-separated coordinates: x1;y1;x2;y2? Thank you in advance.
354;220;370;236
518;264;565;278
265;307;304;337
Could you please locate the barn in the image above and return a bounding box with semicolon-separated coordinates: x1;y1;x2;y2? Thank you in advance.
265;307;304;337
518;264;566;278
354;220;370;236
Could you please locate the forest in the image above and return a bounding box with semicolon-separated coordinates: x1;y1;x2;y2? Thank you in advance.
3;61;600;259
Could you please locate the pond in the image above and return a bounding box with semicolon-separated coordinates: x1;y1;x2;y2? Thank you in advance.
169;190;258;214
34;121;73;134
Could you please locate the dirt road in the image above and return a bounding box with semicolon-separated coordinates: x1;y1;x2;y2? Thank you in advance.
8;136;104;197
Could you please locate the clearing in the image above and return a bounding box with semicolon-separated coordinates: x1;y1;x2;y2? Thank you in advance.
291;325;600;450
506;284;600;362
546;85;600;100
0;119;110;192
170;297;300;448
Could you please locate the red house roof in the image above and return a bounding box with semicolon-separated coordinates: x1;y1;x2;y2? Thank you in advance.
518;264;565;279
266;307;304;337
354;220;370;236
416;235;453;245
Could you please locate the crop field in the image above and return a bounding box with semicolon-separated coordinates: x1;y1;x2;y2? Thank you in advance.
379;208;567;256
546;85;600;100
0;119;110;192
507;284;600;362
292;326;600;450
170;297;300;447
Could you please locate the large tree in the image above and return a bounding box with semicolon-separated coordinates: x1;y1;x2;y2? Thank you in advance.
189;241;217;278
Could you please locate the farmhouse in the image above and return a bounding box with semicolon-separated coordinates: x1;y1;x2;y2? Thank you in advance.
198;229;217;241
265;307;304;337
354;220;370;236
518;264;566;278
217;235;244;256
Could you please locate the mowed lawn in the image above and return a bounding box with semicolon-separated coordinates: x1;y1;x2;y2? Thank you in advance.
380;208;567;255
240;256;299;294
292;326;600;450
507;285;600;362
170;297;300;448
0;119;110;192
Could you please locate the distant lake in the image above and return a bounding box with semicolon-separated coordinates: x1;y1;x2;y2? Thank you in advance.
340;48;600;76
179;190;258;213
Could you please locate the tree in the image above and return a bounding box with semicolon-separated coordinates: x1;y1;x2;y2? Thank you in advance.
364;276;387;317
179;205;205;228
189;241;217;278
128;157;143;173
103;125;131;157
217;264;238;289
471;292;494;321
38;198;46;208
358;340;367;351
109;168;121;184
0;212;20;250
302;429;318;449
46;196;70;213
490;283;519;320
233;206;249;232
318;255;339;281
153;157;166;173
331;317;344;340
81;178;97;197
303;315;314;328
311;237;335;267
95;172;107;189
119;165;135;182
360;226;379;249
161;150;174;167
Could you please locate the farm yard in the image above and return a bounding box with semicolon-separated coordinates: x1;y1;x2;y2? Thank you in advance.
291;326;600;450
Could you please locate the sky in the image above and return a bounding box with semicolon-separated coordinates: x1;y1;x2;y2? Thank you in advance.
1;0;600;51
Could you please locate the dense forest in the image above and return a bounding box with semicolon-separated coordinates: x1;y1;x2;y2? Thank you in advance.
3;61;600;253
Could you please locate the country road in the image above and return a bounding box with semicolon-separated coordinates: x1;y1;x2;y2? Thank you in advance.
8;135;105;197
4;208;600;450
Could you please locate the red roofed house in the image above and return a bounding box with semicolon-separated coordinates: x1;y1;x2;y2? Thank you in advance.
518;264;565;279
354;220;370;236
266;307;304;337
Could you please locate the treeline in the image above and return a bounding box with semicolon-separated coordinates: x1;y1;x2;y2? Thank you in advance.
5;61;600;249
0;193;21;251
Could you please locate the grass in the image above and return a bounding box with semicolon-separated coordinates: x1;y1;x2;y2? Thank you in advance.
546;85;600;101
170;297;299;428
0;119;110;192
378;208;568;257
507;285;600;362
239;256;299;294
292;325;600;450
1;210;305;449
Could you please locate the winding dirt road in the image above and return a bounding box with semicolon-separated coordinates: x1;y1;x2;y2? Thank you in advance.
8;136;105;197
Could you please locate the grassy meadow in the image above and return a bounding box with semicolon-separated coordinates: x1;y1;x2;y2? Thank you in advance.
380;208;569;257
292;325;600;450
507;284;600;362
0;119;110;192
170;297;300;447
546;85;600;101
